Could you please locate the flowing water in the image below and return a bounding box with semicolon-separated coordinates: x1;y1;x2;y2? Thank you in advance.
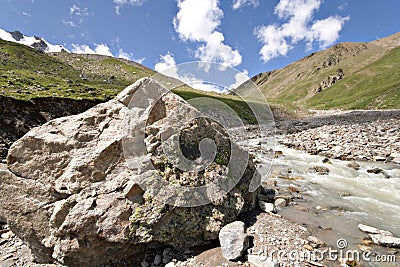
238;138;400;266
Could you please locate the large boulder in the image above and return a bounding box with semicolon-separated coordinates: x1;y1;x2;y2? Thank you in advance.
0;78;260;266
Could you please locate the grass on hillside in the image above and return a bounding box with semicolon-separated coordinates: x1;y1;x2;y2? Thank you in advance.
306;46;400;109
173;87;263;124
0;40;152;101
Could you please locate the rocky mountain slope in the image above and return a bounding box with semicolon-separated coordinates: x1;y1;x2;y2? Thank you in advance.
243;32;400;110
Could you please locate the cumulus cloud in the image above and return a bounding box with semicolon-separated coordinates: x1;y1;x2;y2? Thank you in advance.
113;0;146;15
173;0;242;69
154;52;176;73
311;16;349;48
232;0;259;10
71;43;144;64
230;69;249;89
255;0;349;62
117;49;133;60
71;43;113;57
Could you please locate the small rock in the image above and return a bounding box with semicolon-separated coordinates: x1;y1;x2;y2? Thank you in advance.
357;244;372;252
307;236;325;248
362;237;374;246
274;198;287;210
339;192;352;197
389;153;400;164
308;166;329;175
262;180;277;188
165;262;176;267
318;225;332;230
288;185;300;193
153;254;162;266
322;157;332;164
1;230;13;240
373;156;386;161
370;234;400;248
358;224;400;247
304;244;314;251
367;167;383;174
219;221;248;261
347;161;360;170
259;201;276;213
163;247;173;264
0;254;14;261
345;259;359;267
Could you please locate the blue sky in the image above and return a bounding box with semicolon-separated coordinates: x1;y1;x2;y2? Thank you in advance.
1;0;399;78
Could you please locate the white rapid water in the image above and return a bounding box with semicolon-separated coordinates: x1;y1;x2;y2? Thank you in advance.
267;144;400;236
238;138;400;266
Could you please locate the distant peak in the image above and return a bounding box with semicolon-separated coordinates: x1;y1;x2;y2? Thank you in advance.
9;30;24;41
0;28;69;53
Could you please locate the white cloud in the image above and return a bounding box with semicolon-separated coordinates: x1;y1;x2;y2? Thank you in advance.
189;82;223;92
95;44;113;56
154;52;176;73
71;43;113;57
113;0;146;15
232;0;259;10
22;11;31;16
255;0;349;63
134;57;146;64
338;2;348;10
71;44;95;54
173;0;242;69
65;4;90;27
69;4;89;16
230;69;249;89
63;20;78;27
117;50;145;63
71;43;144;63
117;49;133;60
311;16;349;48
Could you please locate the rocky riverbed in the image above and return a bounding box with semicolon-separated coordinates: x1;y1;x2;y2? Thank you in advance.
279;117;400;162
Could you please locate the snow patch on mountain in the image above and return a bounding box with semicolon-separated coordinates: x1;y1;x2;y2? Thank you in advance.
0;29;69;53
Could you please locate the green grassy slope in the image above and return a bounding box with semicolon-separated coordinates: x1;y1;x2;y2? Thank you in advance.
0;39;154;101
306;45;400;109
247;32;400;110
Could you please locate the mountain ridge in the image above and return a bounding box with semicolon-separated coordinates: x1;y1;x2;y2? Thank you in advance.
242;31;400;110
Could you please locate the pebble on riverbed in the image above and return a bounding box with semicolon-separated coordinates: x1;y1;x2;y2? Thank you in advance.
367;167;384;174
307;166;330;175
347;161;360;170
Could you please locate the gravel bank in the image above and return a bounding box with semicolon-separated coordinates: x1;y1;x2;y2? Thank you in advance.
277;110;400;163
